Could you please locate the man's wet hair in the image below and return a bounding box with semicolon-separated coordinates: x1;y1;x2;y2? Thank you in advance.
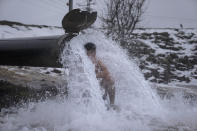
84;42;96;51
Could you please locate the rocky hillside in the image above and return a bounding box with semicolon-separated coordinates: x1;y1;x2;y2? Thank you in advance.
122;28;197;85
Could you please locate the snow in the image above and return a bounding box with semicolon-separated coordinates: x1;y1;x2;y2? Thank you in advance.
133;28;197;86
0;25;64;39
134;29;197;56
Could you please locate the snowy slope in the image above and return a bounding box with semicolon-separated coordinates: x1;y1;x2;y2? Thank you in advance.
125;28;197;85
0;21;64;38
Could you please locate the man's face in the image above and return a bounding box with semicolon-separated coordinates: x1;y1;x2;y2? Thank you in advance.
87;50;96;58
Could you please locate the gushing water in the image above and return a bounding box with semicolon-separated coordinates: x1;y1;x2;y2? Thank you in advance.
0;31;197;131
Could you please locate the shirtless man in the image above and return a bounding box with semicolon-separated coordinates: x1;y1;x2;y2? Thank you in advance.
84;43;115;106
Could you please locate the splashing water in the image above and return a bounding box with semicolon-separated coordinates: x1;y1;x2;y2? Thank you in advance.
0;30;197;131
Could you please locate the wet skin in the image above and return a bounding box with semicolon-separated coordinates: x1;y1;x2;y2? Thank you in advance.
86;50;115;105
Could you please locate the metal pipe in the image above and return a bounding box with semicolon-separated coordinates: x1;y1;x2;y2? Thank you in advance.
69;0;73;11
0;34;76;67
87;0;90;12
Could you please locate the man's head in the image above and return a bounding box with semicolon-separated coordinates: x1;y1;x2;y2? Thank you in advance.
84;42;96;57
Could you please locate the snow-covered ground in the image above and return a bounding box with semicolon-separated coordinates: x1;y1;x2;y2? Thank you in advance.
0;25;64;39
129;28;197;86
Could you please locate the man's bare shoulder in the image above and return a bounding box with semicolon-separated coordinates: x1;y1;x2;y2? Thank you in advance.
96;60;108;72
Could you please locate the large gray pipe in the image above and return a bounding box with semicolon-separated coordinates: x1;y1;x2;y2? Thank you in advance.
0;34;76;67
